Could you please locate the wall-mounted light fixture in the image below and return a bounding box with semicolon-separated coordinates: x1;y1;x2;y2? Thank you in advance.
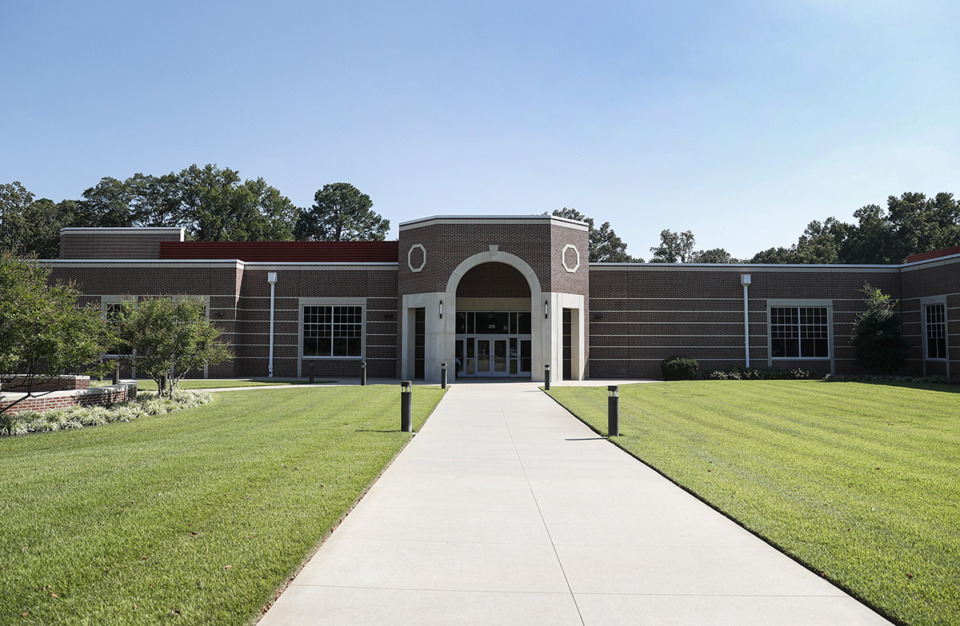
439;300;444;319
592;313;603;320
544;300;549;319
267;271;278;285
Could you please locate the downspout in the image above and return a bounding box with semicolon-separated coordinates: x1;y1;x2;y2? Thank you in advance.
267;272;278;377
741;274;752;367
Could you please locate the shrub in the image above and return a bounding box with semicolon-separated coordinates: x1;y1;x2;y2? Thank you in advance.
851;283;909;374
0;390;212;437
661;356;699;380
707;366;815;380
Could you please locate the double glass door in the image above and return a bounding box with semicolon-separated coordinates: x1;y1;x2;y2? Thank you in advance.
456;335;530;377
455;311;532;378
476;337;508;375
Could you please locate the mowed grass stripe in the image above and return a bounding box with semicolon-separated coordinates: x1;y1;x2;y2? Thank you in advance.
548;380;960;625
1;385;445;625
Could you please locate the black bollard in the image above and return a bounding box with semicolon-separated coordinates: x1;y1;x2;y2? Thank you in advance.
608;385;620;437
441;362;447;389
361;361;367;386
308;362;315;384
544;364;551;390
400;381;412;432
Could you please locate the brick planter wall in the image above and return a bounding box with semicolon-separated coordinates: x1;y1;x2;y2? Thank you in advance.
1;382;138;415
1;375;91;392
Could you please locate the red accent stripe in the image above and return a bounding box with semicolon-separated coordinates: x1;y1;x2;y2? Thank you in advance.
906;246;960;264
159;241;399;263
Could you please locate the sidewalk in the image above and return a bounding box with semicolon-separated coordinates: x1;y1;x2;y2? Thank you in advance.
259;382;889;625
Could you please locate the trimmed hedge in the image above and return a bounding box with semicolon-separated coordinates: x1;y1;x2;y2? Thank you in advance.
707;366;815;380
661;356;699;380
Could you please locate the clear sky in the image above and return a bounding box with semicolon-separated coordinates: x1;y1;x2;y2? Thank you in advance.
2;0;958;260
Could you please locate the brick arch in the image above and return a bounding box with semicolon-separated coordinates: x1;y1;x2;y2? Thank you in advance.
445;251;542;300
456;262;531;298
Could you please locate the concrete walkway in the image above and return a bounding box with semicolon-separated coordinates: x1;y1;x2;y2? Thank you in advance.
260;382;889;625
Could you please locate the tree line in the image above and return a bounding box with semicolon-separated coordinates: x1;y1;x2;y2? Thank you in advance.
2;166;956;265
559;191;959;265
0;165;390;258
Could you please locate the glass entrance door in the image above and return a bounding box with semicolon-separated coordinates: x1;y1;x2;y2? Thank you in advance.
456;311;532;378
493;339;507;374
476;339;491;374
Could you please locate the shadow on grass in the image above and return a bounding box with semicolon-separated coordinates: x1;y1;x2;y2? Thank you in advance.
820;378;960;394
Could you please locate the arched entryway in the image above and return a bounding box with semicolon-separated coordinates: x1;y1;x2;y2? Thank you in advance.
454;262;532;377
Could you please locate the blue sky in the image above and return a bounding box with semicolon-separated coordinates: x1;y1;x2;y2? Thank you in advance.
2;0;958;259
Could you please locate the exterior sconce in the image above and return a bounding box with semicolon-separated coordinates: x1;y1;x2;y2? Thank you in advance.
544;300;549;319
439;300;444;319
592;313;603;320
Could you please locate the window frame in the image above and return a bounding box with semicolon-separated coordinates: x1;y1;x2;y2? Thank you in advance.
101;295;135;358
921;296;948;361
767;299;833;361
299;298;366;360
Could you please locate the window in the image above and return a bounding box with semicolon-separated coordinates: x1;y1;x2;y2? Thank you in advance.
770;306;829;358
925;303;947;360
303;305;362;357
102;297;128;357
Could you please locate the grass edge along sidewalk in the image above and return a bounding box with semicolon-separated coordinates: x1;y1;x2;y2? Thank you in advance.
547;380;960;626
0;384;445;625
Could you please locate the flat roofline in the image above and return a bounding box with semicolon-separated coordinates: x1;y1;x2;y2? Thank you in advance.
399;214;588;231
44;259;398;268
901;251;960;268
591;262;903;271
60;227;186;234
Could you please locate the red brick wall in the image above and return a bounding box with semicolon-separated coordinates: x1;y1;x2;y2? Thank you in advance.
900;257;960;377
2;375;90;392
588;264;904;379
60;229;183;260
3;382;138;415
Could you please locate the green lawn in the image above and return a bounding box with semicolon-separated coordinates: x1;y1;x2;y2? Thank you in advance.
547;380;960;626
0;385;444;625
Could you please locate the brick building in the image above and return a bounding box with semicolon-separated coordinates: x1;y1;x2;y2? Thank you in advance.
49;215;959;382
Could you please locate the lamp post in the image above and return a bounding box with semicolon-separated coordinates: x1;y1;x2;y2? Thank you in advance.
608;385;619;437
740;274;751;368
267;272;278;378
400;381;412;432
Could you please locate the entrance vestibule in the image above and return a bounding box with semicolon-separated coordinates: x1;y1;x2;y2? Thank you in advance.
455;311;532;378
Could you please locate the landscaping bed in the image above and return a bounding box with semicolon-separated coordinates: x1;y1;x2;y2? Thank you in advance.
547;380;960;625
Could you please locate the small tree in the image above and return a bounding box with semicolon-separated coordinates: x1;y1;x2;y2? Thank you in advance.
851;283;909;374
117;296;231;397
0;254;109;415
